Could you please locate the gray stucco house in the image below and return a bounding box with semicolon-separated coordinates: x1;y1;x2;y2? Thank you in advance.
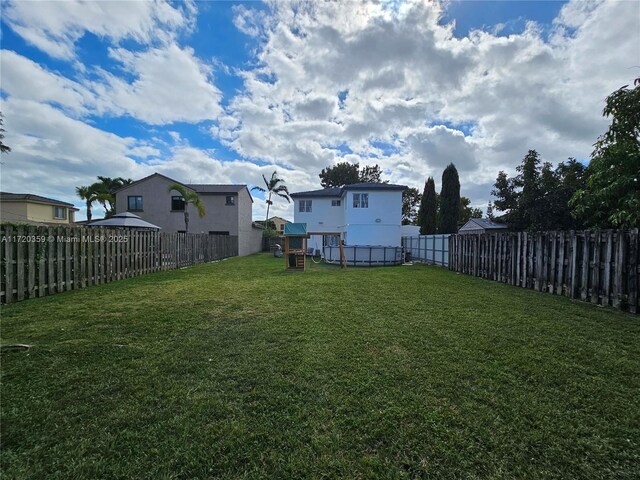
114;173;263;256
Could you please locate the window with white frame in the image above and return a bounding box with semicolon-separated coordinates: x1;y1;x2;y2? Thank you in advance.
331;199;341;206
352;193;368;208
298;200;312;212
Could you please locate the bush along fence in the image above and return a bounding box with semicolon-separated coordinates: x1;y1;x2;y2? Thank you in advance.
449;229;639;313
0;225;238;304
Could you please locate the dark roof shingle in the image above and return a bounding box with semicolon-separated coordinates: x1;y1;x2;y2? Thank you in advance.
459;218;508;231
290;183;406;198
0;192;76;208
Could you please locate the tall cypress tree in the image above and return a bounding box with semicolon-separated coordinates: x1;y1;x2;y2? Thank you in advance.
438;163;460;234
417;177;437;234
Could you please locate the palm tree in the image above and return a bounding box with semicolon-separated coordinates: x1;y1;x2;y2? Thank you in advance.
75;185;97;222
251;171;291;230
77;176;135;219
168;183;206;233
94;176;134;217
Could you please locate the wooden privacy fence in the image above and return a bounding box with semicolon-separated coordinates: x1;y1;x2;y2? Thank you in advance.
449;229;639;313
0;225;238;304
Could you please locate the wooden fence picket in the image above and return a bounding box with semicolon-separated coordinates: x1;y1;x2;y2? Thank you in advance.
27;226;36;298
629;229;638;314
449;229;638;313
5;225;14;303
37;228;45;297
1;227;238;304
16;226;25;301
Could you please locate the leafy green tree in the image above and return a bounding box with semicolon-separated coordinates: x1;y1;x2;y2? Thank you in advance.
572;80;640;227
167;183;206;233
515;150;544;230
0;112;10;154
402;187;422;225
251;171;291;229
459;196;482;225
319;162;360;188
492;151;587;230
437;164;460;234
417;177;437;234
319;162;388;188
540;159;587;230
359;164;384;183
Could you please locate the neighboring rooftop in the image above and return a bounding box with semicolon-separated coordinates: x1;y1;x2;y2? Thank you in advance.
343;183;407;191
290;187;343;198
115;173;251;197
268;216;291;223
460;218;508;230
0;192;77;208
290;183;407;198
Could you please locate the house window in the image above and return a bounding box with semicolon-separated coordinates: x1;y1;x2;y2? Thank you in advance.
128;195;143;211
171;196;185;211
353;193;368;208
279;224;285;232
226;195;235;206
209;231;230;236
53;206;67;219
331;200;341;206
298;200;312;212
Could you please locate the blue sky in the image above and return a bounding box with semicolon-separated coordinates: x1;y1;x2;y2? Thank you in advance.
444;0;564;37
1;0;638;220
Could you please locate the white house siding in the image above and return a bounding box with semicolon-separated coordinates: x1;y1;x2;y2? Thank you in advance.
293;187;404;248
344;190;403;246
294;197;345;252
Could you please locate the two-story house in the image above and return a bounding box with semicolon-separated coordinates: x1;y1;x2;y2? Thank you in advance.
0;192;79;225
290;183;407;253
269;216;290;234
114;173;263;256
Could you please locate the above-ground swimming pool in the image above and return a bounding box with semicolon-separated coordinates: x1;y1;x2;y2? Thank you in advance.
322;245;404;266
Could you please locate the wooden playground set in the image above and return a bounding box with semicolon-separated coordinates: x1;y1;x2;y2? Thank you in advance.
283;223;346;271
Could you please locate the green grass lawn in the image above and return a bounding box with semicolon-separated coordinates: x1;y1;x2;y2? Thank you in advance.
1;254;639;479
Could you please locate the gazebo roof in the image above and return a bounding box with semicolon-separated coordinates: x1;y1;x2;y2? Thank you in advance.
89;212;161;230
